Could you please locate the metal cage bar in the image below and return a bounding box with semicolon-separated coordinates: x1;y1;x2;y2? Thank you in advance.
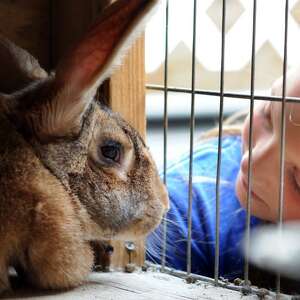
161;0;169;271
276;0;289;295
146;262;280;299
146;85;300;103
214;0;226;285
187;0;198;276
243;0;257;288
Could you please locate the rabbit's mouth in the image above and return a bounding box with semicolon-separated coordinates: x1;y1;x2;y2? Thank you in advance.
113;207;166;241
86;218;163;241
85;201;166;242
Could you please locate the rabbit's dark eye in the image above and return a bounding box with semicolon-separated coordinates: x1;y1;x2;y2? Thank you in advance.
100;141;121;163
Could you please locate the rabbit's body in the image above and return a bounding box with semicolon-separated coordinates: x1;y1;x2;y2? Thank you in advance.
0;107;93;290
0;0;167;294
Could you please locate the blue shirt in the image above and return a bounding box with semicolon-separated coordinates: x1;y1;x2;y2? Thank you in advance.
147;135;262;279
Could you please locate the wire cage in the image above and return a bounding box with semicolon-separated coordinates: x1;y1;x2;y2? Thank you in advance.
1;0;300;298
145;0;300;298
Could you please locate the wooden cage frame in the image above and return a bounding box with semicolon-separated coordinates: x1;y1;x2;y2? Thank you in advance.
0;0;145;269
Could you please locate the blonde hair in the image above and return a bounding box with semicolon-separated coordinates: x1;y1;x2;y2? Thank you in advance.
199;110;247;141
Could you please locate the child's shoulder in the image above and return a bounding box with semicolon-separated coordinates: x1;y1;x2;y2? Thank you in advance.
195;134;241;156
167;134;242;173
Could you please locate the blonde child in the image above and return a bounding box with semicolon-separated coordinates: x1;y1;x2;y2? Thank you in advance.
147;69;300;284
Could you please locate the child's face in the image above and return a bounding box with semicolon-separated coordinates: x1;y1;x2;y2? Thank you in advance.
236;100;300;222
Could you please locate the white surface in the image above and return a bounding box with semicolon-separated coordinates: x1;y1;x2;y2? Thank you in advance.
145;0;300;73
249;222;300;280
4;271;262;300
146;91;250;120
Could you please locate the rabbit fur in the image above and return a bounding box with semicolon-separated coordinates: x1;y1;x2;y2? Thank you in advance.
0;0;168;294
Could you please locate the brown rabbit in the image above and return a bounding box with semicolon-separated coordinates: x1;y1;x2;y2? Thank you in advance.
0;0;168;294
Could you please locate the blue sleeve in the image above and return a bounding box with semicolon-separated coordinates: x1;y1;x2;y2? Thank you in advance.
146;135;263;280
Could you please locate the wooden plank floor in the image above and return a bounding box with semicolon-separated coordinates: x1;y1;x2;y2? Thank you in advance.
1;270;264;300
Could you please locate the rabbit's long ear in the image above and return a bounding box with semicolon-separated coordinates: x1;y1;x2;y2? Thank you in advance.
36;0;159;140
0;34;48;93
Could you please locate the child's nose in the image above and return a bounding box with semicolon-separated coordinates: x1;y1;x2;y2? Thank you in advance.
240;150;249;175
241;139;277;176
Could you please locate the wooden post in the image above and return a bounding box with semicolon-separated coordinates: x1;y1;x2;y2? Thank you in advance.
108;35;146;268
108;36;146;136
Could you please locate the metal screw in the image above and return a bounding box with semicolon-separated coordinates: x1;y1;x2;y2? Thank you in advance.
124;241;136;273
124;241;135;263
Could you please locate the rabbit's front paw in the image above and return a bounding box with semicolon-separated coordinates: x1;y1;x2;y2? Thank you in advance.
91;241;114;272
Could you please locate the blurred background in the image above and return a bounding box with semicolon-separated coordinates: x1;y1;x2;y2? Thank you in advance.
145;0;300;168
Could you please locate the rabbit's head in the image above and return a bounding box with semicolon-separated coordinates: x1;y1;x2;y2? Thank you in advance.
0;0;168;241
